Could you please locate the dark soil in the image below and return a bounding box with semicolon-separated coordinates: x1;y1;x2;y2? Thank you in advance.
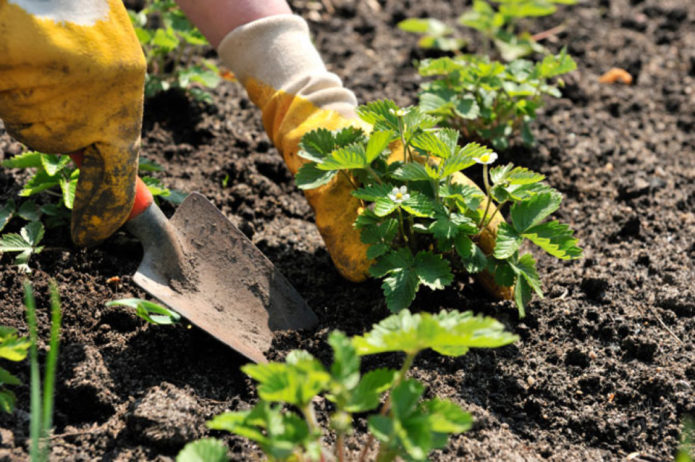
1;0;694;460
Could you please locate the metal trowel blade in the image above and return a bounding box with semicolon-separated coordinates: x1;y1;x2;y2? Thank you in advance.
127;192;318;363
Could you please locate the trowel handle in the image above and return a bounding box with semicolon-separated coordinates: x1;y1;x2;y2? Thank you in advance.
69;152;154;221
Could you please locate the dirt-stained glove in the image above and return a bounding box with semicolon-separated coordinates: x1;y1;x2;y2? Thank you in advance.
218;15;511;299
0;0;146;247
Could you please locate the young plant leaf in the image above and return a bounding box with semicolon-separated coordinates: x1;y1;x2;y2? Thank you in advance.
106;298;181;325
493;222;523;259
0;327;31;361
295;163;337;190
242;350;331;408
0;200;15;233
343;368;396;413
176;438;228;462
454;234;488;274
389;163;435;182
510;191;562;233
17;201;41;222
352;183;393;202
401;191;435;218
352;309;518;357
318;144;368;171
423;398;473;434
522;220;582;259
1;151;43;169
365;130;394;163
414;251;454;290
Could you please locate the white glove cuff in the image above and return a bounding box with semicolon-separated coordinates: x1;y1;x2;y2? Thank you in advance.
217;14;357;117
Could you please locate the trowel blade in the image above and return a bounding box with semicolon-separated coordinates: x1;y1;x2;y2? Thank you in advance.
130;192;317;363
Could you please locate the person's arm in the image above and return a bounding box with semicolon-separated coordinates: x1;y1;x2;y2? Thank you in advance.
175;0;292;47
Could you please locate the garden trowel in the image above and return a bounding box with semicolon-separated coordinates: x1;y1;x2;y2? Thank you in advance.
120;177;318;363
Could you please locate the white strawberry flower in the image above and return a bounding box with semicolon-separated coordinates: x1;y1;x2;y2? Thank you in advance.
388;185;410;203
473;151;498;165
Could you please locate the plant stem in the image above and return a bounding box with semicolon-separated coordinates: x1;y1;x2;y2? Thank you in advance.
477;163;493;230
302;404;320;433
337;433;345;462
366;166;384;185
23;281;42;462
339;170;360;191
42;283;61;446
397;208;408;245
482;199;507;230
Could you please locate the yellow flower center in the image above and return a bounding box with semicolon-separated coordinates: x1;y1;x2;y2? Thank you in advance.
395;192;403;200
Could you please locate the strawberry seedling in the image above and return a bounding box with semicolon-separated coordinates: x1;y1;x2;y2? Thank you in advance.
128;0;221;102
179;309;518;461
106;298;181;325
295;101;582;316
416;49;576;150
400;0;576;61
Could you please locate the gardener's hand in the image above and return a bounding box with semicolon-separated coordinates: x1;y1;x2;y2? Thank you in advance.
0;0;146;247
215;14;510;298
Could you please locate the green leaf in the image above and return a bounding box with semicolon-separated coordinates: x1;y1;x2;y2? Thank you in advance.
0;327;30;361
412;131;455;159
440;143;489;178
357;100;400;132
453;97;480;119
2;151;42;169
522;220;582;259
493;260;516;287
509;253;543;298
0;368;21;387
537;48;577;78
389;163;434;182
373;197;398;217
40;154;70;177
106;298;181;325
513;275;532;318
368;414;394;443
345;368;396;413
510;191;562;233
430;209;478;241
401;191;435;218
295;163;336;190
17;201;41;222
439;183;484;211
493;222;523;259
382;270;419;313
0;390;16;413
176;438;228;462
352;183;393;201
367;243;391;260
60;170;79;210
414;251;453;290
19;170;60;197
242;350;330;407
299;128;337;162
352;309;518;357
328;331;360;389
365;130;394;163
491;164;545;185
454;235;488;274
208;403;312;460
398;18;451;37
370;248;415;278
0;200;15;233
318;144;368;171
423;398;473;434
152;27;180;52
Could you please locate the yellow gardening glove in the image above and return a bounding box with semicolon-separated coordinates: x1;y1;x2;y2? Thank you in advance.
218;15;511;299
0;0;146;247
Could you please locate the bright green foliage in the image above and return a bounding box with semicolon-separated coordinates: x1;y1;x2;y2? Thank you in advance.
399;0;575;60
24;281;62;462
176;438;228;462
295;101;581;316
184;309;516;461
1;152;184;269
128;0;221;101
106;298;181;325
460;0;576;61
397;18;465;51
0;221;45;273
0;326;30;413
352;309;519;357
417;50;576;150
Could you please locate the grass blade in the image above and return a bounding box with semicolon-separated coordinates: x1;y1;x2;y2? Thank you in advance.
23;281;42;461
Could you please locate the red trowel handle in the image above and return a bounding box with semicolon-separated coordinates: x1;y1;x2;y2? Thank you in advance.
69;152;153;221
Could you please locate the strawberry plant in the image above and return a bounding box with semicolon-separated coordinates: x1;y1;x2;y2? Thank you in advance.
106;298;181;325
295;101;581;316
416;49;576;150
399;0;576;61
0;325;30;413
128;0;221;101
178;309;518;461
